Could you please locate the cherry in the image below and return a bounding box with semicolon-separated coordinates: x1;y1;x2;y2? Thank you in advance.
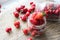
30;18;38;25
25;12;30;17
6;27;12;33
31;4;36;7
23;29;29;35
13;11;19;18
20;5;25;9
20;15;27;21
14;21;20;28
30;2;33;5
27;37;32;40
16;7;21;12
31;30;37;37
22;8;28;14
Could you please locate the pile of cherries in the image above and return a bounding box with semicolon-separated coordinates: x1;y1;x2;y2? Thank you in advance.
5;2;36;40
44;4;60;20
30;12;45;25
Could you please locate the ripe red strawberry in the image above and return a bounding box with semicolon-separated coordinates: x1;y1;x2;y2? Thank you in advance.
20;15;27;21
25;12;30;17
34;12;43;20
6;27;12;33
30;2;33;5
13;11;19;18
23;29;29;35
14;21;20;28
27;37;32;40
22;8;28;14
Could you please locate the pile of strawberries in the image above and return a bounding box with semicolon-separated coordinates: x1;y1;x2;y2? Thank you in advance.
44;4;60;20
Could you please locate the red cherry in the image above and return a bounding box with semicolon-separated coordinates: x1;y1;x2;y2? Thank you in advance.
30;18;38;25
20;15;27;21
27;37;32;40
6;27;12;33
30;6;35;11
23;29;29;35
25;12;30;17
55;9;59;15
22;8;28;14
16;7;21;12
31;4;36;7
14;21;20;28
13;11;19;18
39;19;45;25
28;9;32;13
31;30;37;37
20;5;25;9
30;2;33;5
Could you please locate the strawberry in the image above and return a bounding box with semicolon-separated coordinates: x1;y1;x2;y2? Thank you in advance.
34;12;43;20
13;11;19;18
23;29;29;35
14;21;20;28
6;27;12;33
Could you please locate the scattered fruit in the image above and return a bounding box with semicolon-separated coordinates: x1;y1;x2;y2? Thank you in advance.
21;8;28;14
20;15;27;21
6;27;12;33
13;11;19;18
25;12;30;17
23;29;29;35
14;21;20;28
